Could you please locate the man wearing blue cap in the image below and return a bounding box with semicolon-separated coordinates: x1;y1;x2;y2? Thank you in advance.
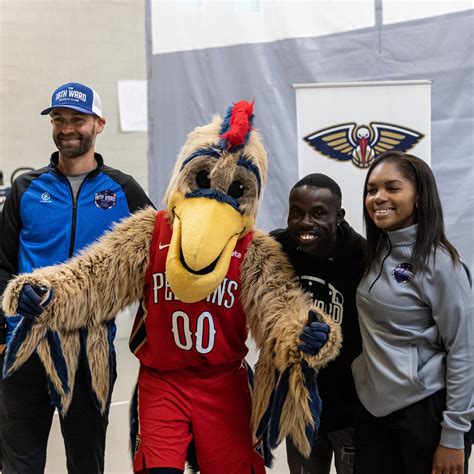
0;82;153;473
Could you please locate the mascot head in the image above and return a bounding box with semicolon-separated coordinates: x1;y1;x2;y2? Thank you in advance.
164;101;267;303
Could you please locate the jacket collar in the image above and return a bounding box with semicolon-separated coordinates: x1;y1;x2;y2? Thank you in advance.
49;151;104;178
386;224;418;246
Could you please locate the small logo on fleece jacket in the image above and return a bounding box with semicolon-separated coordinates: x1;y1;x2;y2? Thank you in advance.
392;263;414;283
95;190;116;210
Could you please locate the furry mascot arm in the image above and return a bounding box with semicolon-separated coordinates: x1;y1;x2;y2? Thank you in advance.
241;230;342;458
241;229;341;369
2;207;156;331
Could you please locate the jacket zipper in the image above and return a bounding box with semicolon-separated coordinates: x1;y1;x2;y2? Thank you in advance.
50;155;100;259
368;233;392;293
67;178;88;258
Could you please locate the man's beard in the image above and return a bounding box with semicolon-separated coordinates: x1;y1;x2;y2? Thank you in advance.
53;133;94;158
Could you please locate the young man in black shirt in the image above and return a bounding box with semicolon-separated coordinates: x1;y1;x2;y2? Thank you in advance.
271;173;365;474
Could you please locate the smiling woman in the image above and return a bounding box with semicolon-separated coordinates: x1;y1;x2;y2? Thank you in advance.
364;161;417;232
352;151;473;474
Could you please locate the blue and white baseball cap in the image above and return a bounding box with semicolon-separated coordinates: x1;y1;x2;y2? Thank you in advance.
41;82;103;117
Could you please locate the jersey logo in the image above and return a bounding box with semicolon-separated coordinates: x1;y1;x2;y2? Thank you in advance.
231;250;242;259
303;122;424;169
40;192;52;203
392;263;414;283
94;190;116;210
158;242;170;250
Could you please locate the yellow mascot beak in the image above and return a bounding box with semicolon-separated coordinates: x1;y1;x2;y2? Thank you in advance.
167;192;253;303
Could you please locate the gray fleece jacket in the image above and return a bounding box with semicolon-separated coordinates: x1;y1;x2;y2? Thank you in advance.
352;224;473;449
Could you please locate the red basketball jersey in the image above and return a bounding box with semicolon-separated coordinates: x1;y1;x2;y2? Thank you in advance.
130;210;253;370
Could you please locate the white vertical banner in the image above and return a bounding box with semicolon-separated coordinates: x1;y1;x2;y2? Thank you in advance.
294;80;431;234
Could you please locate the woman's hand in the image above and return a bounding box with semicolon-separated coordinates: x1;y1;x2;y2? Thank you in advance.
432;445;464;473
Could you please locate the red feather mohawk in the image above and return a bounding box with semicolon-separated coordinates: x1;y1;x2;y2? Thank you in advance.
219;100;255;152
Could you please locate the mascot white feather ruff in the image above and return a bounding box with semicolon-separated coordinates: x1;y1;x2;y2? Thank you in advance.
3;101;341;472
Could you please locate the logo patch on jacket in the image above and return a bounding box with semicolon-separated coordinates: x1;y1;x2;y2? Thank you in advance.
95;190;116;209
41;192;52;203
392;263;414;283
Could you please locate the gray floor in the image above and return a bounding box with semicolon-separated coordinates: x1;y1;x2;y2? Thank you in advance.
43;310;471;474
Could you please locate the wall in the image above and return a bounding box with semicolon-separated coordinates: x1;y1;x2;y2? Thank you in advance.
147;4;474;269
0;0;149;191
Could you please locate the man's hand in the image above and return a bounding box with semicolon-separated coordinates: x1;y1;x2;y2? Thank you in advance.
298;317;330;356
17;284;53;320
0;344;5;355
432;444;464;474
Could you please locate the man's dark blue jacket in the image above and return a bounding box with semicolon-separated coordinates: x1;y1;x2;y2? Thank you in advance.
0;152;152;410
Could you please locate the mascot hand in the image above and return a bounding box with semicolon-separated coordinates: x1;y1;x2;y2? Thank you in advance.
17;284;53;320
298;315;330;356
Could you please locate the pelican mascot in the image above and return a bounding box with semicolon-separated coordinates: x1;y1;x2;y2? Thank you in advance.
3;101;341;473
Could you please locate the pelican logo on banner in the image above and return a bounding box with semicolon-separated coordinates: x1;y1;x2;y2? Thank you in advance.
303;122;424;169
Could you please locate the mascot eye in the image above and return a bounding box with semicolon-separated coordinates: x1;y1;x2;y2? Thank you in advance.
228;180;245;199
196;170;211;189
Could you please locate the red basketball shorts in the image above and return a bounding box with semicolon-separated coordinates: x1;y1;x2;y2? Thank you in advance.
133;361;266;474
